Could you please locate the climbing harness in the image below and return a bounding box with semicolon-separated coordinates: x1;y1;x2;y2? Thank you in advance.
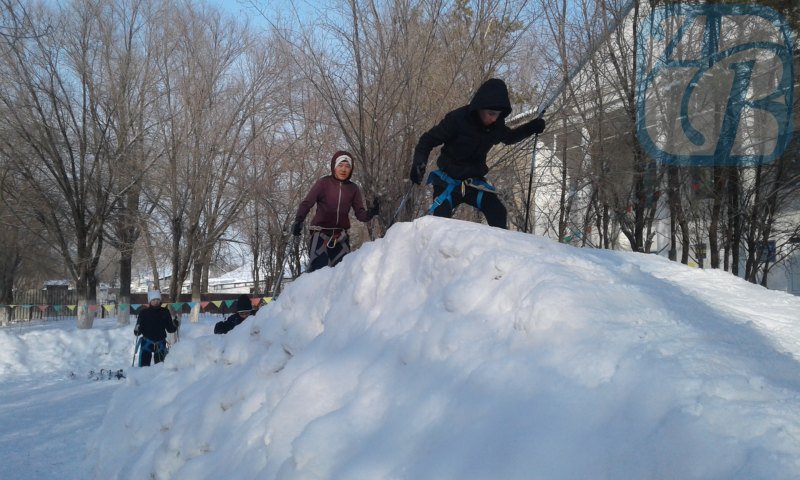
138;336;170;367
426;169;497;214
309;226;350;267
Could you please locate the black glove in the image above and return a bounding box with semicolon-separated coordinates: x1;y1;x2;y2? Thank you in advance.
173;316;181;327
133;325;140;336
409;162;426;185
368;198;380;217
292;220;303;236
528;117;546;134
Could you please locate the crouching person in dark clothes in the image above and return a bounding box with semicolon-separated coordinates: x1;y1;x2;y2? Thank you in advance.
134;290;179;366
292;150;378;273
214;294;254;334
410;78;546;228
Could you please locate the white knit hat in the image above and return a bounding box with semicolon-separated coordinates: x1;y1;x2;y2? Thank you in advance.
333;154;352;169
147;290;162;302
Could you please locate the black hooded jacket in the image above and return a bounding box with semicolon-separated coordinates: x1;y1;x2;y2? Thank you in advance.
214;295;254;334
135;306;177;341
413;78;540;180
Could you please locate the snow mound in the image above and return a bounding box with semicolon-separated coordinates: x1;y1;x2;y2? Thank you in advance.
0;318;132;377
89;217;800;479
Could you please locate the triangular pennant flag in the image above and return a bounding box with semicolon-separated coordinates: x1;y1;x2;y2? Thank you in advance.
200;301;210;309
118;304;129;311
131;304;142;311
263;297;272;304
9;305;17;309
171;303;184;311
38;305;48;313
224;300;235;308
187;302;198;309
53;305;63;313
67;305;77;311
88;305;98;312
212;300;223;308
103;304;115;313
250;298;261;307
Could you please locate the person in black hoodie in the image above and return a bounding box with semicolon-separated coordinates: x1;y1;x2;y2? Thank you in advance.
134;290;179;366
214;294;254;334
410;78;546;229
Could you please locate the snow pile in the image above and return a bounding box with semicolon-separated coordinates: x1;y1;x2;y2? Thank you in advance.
0;319;134;377
89;217;800;479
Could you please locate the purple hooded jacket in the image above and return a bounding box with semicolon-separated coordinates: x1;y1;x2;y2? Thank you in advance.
295;150;372;230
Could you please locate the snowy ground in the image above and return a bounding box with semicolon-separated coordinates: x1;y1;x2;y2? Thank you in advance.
2;216;800;479
0;316;221;478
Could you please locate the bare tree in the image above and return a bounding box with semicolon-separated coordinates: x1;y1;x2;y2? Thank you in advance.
96;0;164;325
0;0;127;328
140;3;288;320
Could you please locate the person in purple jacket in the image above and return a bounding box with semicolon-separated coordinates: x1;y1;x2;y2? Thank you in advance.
292;150;379;273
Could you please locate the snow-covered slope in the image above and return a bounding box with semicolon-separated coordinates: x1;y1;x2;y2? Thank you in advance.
89;217;800;479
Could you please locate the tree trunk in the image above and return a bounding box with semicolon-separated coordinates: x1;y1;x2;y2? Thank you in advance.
76;275;94;329
118;248;133;326
709;167;724;269
191;261;203;324
727;167;741;275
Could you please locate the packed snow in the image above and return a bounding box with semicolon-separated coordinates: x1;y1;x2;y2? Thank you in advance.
2;216;800;479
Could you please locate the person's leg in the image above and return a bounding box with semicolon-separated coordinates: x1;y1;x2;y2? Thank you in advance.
328;234;351;267
307;231;330;273
430;184;462;218
464;188;507;229
153;341;167;364
139;341;152;367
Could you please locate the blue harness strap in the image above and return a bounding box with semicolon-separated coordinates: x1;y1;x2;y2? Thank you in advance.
139;337;168;366
427;170;497;213
427;170;459;214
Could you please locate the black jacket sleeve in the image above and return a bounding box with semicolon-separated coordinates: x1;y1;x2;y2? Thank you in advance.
502;118;543;145
164;311;178;334
214;314;243;335
213;320;229;334
413;110;460;168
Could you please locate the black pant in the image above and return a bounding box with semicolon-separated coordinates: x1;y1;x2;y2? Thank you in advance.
431;184;507;229
139;338;167;367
